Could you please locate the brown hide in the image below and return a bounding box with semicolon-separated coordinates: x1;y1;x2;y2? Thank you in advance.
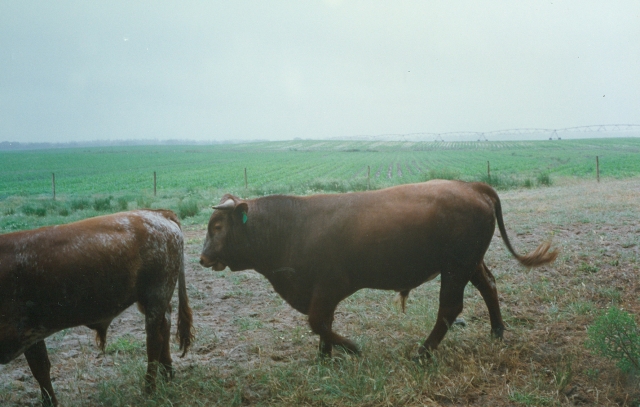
201;180;557;358
0;210;194;406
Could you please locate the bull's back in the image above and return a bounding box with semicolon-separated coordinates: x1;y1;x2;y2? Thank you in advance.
299;181;497;289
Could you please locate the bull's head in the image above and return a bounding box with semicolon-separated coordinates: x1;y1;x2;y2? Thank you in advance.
200;194;249;271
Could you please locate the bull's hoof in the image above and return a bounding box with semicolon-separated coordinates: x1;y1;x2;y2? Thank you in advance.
452;318;466;327
411;353;432;366
414;345;436;365
491;326;505;340
41;394;57;407
337;342;360;355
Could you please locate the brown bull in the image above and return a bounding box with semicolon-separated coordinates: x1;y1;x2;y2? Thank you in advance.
200;180;557;358
0;210;194;406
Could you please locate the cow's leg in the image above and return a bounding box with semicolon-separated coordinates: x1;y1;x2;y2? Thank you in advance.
158;309;173;379
470;261;505;339
418;268;467;357
24;340;57;407
143;306;165;392
308;287;359;357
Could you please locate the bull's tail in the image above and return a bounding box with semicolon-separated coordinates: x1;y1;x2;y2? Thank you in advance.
485;185;558;267
176;254;195;357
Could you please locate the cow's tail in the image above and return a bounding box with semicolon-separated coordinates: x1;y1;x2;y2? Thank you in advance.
176;247;195;357
484;184;558;267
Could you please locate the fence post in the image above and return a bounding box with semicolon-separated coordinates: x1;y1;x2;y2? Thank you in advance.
244;168;248;189
154;171;157;196
596;156;600;182
52;173;56;200
487;161;491;181
367;165;371;190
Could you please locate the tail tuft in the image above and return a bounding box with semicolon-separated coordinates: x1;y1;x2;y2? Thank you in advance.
176;255;195;357
177;302;194;357
516;241;558;268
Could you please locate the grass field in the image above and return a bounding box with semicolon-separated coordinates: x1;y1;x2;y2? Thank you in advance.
1;138;640;233
1;177;639;406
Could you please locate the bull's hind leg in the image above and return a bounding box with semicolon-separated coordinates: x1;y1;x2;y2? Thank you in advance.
24;340;57;407
470;261;505;339
308;286;359;357
418;268;467;357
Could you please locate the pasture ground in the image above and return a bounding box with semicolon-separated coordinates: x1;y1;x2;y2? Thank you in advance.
1;177;639;406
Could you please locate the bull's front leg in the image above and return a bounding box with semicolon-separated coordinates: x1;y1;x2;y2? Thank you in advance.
307;285;359;357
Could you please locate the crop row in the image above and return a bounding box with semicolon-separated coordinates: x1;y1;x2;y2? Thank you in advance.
1;138;639;199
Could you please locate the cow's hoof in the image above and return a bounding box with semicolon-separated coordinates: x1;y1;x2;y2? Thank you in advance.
144;378;157;394
166;367;175;380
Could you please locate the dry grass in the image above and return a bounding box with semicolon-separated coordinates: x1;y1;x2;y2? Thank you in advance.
1;178;639;406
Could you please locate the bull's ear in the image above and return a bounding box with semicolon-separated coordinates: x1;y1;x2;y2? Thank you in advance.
234;202;249;224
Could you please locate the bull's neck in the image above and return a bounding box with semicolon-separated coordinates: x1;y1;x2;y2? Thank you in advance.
242;195;308;274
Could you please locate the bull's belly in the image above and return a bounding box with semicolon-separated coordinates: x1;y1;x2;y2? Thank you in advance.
358;269;441;292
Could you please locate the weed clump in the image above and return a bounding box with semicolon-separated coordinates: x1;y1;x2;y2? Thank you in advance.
478;173;521;190
307;179;369;193
21;205;46;217
116;197;128;211
178;200;199;219
424;168;461;181
537;172;552;186
586;307;640;374
93;197;112;211
136;196;154;209
70;198;91;211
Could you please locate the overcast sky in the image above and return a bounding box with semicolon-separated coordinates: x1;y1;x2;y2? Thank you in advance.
1;1;639;142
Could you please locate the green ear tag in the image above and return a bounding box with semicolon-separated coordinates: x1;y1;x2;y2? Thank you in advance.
242;212;248;224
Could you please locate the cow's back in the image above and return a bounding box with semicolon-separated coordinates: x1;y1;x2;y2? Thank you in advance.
0;210;183;363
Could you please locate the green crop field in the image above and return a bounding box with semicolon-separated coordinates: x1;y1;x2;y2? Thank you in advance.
1;138;639;232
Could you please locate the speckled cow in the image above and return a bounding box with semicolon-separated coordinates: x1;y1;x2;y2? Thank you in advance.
0;210;194;406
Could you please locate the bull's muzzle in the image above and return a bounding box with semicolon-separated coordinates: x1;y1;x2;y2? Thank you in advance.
199;255;226;271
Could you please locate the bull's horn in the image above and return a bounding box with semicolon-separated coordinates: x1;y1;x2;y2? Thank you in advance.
212;199;236;210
